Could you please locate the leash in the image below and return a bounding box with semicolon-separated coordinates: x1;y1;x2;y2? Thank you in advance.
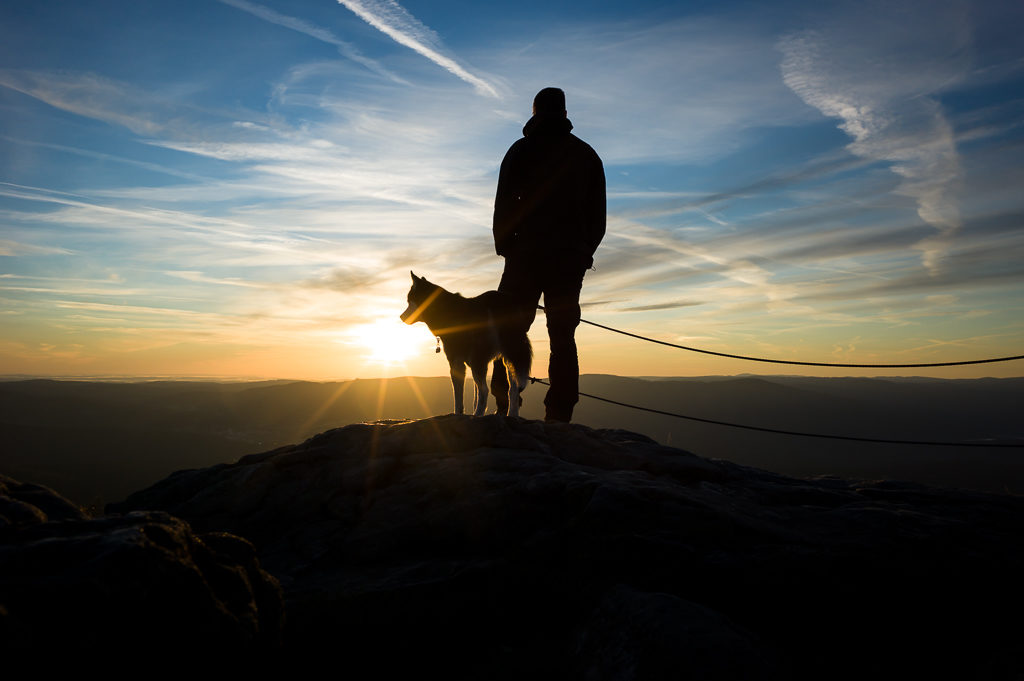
536;306;1024;368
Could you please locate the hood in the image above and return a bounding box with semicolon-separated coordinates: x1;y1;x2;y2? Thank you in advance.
523;114;573;137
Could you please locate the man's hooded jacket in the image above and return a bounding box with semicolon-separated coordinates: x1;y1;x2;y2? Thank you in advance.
493;113;606;268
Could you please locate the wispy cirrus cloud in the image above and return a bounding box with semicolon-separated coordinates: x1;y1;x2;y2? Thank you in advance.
0;239;73;257
778;0;972;274
618;300;703;312
0;69;220;137
613;153;869;221
336;0;500;98
0;70;151;135
0;68;271;141
165;270;269;288
1;136;210;182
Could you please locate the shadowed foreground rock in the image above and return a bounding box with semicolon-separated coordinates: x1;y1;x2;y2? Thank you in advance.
109;415;1023;679
0;475;283;654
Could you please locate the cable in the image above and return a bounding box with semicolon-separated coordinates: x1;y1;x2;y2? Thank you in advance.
536;306;1024;368
528;378;1024;448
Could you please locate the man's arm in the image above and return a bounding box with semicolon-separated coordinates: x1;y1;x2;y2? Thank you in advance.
587;155;606;258
492;147;520;257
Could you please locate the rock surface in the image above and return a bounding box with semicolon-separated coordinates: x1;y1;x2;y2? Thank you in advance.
0;475;284;654
107;414;1024;679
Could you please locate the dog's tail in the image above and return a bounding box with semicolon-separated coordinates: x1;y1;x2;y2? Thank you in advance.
501;333;533;392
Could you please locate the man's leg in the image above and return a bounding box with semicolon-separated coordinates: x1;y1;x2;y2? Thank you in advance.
492;256;542;414
489;358;510;414
542;265;585;423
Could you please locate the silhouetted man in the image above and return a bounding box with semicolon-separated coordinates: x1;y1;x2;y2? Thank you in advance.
490;87;606;422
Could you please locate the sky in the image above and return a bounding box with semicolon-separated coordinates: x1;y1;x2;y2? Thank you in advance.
1;0;1023;381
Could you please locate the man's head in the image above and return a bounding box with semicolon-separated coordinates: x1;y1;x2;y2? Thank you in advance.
532;87;566;117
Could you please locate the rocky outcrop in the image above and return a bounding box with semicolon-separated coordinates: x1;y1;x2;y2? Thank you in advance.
109;415;1024;679
0;475;283;654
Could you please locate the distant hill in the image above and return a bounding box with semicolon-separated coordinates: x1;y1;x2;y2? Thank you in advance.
1;375;1022;505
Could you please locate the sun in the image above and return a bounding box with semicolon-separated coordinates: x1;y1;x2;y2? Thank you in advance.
350;317;433;365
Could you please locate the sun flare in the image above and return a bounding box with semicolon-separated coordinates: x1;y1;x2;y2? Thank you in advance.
349;318;434;365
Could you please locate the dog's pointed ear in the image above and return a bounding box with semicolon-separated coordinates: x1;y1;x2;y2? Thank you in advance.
410;270;418;282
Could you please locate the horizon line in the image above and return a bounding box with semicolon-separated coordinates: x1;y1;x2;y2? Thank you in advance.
2;372;1021;384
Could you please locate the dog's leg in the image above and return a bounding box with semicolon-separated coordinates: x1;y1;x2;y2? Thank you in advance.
503;357;521;418
501;332;532;419
517;350;531;405
470;362;489;417
449;362;466;415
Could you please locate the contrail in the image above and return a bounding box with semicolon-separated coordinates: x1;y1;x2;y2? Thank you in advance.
218;0;407;84
336;0;500;98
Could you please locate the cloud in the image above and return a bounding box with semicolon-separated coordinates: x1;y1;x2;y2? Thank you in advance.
1;135;214;183
478;16;813;165
613;153;869;221
217;0;407;84
300;266;387;292
153;140;341;163
0;183;251;239
165;271;268;288
0;284;154;297
0;239;73;257
618;300;703;312
613;221;797;300
800;240;1024;302
0;69;202;137
336;0;500;97
778;0;972;273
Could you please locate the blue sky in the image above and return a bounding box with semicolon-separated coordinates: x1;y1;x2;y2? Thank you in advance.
1;0;1023;379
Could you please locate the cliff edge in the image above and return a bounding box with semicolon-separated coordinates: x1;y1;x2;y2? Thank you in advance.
101;414;1024;679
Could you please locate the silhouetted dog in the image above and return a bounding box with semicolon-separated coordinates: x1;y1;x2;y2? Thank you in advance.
400;272;532;417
